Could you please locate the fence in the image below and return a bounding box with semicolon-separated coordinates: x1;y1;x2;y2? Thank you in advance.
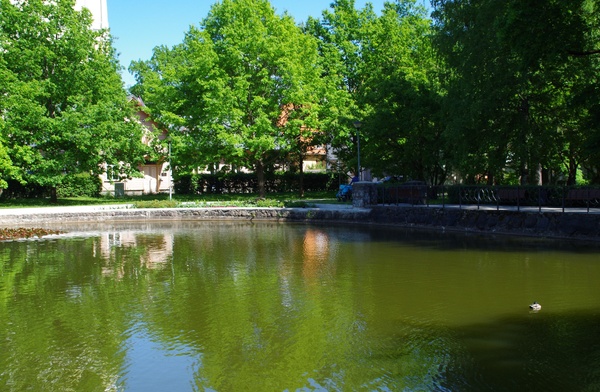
375;184;600;213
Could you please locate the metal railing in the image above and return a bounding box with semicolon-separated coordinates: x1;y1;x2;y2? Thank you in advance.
375;185;600;213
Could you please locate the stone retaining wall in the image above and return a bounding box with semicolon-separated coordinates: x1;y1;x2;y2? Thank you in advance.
350;181;600;240
3;206;599;241
367;206;600;240
0;208;368;226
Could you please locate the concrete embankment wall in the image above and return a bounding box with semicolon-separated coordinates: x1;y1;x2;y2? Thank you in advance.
366;207;600;240
0;208;368;226
3;206;600;241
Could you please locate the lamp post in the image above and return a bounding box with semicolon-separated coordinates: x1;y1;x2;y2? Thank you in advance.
353;120;362;181
168;139;172;201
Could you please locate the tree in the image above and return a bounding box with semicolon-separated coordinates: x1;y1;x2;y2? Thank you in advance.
0;139;19;191
0;0;146;200
305;0;375;179
358;0;447;184
0;8;21;192
131;0;324;198
432;0;600;185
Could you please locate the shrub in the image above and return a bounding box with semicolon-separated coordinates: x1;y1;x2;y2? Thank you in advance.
1;180;50;199
283;200;314;208
57;173;102;198
175;172;336;195
132;200;179;209
255;198;284;208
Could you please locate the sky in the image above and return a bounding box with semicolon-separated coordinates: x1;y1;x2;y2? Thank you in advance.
106;0;392;87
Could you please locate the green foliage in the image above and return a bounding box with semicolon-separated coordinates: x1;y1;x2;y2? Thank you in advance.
120;0;600;189
432;0;600;185
130;0;325;197
255;198;284;208
132;199;179;209
0;0;146;198
174;172;335;195
2;172;100;199
56;173;102;198
0;139;18;190
1;180;50;199
304;1;370;177
131;198;285;208
358;1;447;184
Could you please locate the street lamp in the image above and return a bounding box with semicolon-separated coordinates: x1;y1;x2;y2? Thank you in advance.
168;139;172;201
353;120;362;181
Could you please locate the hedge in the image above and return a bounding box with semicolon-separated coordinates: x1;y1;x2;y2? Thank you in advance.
1;173;101;199
56;173;102;198
175;172;338;195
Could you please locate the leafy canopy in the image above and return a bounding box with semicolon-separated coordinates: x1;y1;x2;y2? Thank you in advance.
131;0;325;196
0;0;146;195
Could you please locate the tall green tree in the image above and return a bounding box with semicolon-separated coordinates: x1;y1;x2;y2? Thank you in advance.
0;8;21;191
0;0;146;200
432;0;600;185
131;0;324;197
359;0;446;184
305;0;376;179
0;139;18;191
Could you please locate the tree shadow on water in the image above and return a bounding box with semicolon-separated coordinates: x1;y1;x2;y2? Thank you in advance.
438;311;600;391
364;311;600;391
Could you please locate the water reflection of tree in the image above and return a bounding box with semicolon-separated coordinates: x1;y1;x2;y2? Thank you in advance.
0;239;127;391
449;312;600;391
3;225;599;390
135;225;455;390
1;228;448;390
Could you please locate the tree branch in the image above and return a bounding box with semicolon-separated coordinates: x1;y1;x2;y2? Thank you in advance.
567;49;600;57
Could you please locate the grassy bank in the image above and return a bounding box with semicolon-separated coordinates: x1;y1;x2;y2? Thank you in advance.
0;191;339;209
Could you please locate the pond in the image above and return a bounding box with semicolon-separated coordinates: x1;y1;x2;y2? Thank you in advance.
1;221;600;391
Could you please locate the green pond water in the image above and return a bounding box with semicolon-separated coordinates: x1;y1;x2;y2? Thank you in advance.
1;221;600;391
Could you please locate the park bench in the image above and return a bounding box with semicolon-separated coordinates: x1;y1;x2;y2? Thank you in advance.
381;185;427;204
496;188;526;203
566;188;600;205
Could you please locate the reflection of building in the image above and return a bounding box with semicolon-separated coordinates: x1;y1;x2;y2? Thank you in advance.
302;229;330;279
96;231;174;277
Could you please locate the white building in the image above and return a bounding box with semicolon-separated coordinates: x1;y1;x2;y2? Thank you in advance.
99;97;173;196
10;0;108;31
74;0;108;30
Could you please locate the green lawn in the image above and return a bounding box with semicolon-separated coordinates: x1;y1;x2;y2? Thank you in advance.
0;191;339;209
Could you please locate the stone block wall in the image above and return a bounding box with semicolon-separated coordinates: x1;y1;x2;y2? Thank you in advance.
352;182;378;208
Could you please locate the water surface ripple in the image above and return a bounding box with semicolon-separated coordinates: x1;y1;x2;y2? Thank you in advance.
1;222;600;391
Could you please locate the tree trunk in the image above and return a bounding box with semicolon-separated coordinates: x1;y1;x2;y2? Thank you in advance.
486;171;494;185
299;156;305;198
567;159;577;186
541;167;550;185
566;144;578;186
520;163;528;185
50;186;58;203
535;163;543;186
256;160;266;198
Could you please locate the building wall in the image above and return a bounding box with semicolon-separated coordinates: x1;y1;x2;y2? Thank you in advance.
74;0;108;30
100;98;173;196
100;162;172;196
